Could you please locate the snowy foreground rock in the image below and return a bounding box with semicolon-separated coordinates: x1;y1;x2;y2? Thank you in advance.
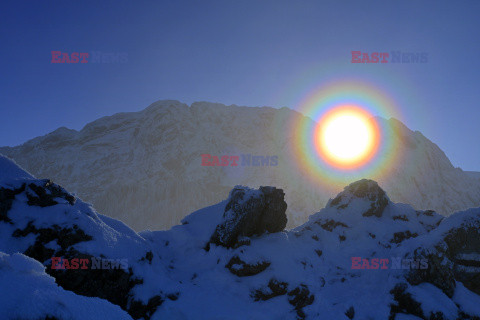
1;155;480;319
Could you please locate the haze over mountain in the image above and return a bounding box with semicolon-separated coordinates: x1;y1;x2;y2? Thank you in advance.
1;100;479;231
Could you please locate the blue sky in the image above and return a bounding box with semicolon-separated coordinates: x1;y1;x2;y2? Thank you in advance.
1;0;479;170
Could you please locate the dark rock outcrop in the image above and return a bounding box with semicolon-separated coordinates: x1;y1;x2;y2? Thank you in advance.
13;222;93;255
329;179;389;218
287;284;314;319
129;295;164;320
12;219;151;318
406;248;456;298
2;180;165;320
345;306;355;319
389;283;424;320
316;219;349;232
225;255;271;277
26;179;76;207
252;279;314;319
210;186;287;248
390;231;419;244
0;184;25;224
252;279;289;301
444;225;480;295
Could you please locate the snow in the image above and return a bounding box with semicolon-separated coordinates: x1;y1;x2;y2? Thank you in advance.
0;252;133;320
408;283;458;318
453;282;480;317
1;156;480;319
0;154;33;186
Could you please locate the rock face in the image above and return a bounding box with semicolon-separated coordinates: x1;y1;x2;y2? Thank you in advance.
443;218;480;295
1;100;479;231
210;186;287;248
404;209;480;302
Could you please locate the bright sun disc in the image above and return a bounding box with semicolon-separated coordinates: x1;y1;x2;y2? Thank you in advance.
314;106;380;169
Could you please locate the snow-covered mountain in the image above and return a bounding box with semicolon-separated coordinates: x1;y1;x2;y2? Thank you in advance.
1;100;479;231
1;155;480;319
466;171;480;181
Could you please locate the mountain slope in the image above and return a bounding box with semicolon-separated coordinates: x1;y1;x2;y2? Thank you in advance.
1;100;479;231
466;171;480;180
0;252;133;320
1;156;480;319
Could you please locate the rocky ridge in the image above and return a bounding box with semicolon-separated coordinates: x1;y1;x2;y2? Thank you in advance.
1;156;480;319
1;100;479;231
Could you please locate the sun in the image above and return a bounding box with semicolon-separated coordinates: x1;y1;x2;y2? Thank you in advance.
314;105;380;169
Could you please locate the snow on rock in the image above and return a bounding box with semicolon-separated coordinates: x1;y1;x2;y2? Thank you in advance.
1;158;480;319
327;179;390;217
209;186;287;248
453;282;480;317
0;252;133;320
0;163;179;319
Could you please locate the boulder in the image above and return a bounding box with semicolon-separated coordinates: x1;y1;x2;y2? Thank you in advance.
210;186;287;248
329;179;389;217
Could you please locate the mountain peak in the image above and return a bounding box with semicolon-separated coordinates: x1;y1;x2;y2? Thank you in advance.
328;179;390;217
143;100;187;114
